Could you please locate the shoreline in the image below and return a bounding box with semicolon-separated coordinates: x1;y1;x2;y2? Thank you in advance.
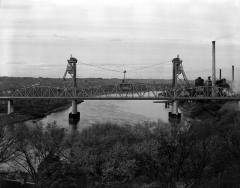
26;102;72;123
1;100;83;125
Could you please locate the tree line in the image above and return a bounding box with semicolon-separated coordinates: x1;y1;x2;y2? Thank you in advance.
0;107;240;187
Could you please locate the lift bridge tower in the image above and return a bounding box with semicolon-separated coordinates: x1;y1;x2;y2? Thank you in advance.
169;55;189;122
63;55;81;123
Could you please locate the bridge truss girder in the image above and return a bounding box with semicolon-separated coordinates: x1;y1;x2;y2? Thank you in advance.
0;84;239;100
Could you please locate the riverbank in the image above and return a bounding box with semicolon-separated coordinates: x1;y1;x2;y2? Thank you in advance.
0;100;82;126
180;100;239;121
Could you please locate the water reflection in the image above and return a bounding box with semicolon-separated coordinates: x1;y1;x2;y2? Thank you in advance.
69;121;78;132
42;101;165;126
26;100;185;132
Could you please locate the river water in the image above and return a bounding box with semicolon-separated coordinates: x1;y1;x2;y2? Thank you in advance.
26;100;174;131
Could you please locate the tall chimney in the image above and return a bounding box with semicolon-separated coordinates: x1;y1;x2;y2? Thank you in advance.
219;68;222;80
232;65;235;82
212;41;216;88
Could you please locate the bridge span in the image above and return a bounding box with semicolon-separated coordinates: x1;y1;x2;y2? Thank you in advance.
1;84;240;118
1;46;239;122
1;96;240;101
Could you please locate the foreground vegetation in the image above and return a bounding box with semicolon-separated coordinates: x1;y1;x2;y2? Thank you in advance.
0;103;240;187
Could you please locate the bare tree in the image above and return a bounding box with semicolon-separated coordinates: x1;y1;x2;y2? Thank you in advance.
0;125;17;164
12;122;66;183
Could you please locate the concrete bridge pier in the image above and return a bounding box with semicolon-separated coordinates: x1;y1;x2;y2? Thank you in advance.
69;100;80;124
7;100;14;114
168;101;181;122
72;100;78;114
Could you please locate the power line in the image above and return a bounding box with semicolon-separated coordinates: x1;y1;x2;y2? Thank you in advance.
80;62;123;73
128;62;171;72
79;60;171;74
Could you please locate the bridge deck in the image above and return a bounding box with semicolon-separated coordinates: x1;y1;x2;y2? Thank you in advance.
1;96;240;101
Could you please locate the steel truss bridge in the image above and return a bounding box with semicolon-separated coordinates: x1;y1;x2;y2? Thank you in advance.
0;84;240;101
0;55;240;101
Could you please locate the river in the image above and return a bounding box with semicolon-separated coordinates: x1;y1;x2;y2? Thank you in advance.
26;100;175;131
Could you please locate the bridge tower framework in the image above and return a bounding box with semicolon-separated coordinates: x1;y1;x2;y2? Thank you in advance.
171;55;189;88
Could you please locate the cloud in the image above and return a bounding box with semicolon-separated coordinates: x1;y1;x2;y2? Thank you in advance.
0;4;31;9
0;0;240;78
0;0;32;9
53;34;68;39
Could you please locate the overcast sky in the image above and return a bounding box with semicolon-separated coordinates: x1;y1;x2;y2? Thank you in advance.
0;0;240;79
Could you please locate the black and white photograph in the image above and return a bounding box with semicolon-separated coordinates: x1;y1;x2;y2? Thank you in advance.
0;0;240;187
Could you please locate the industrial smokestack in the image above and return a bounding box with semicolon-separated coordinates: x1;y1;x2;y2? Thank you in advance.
219;68;222;80
212;41;216;87
232;65;235;82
